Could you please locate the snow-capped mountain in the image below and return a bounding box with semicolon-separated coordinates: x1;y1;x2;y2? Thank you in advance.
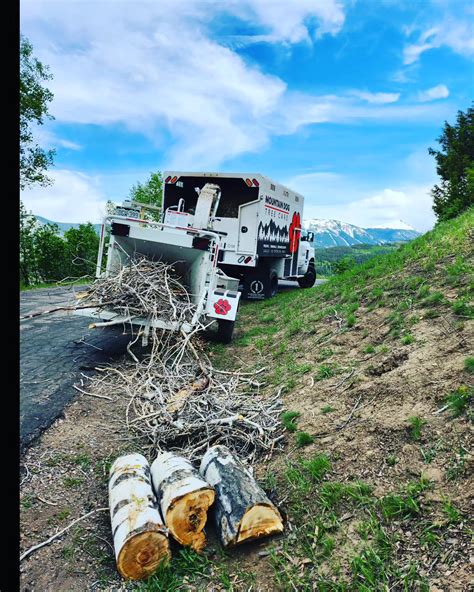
303;219;420;248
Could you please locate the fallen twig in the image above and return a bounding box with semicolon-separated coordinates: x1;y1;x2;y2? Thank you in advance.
20;508;108;562
73;384;113;401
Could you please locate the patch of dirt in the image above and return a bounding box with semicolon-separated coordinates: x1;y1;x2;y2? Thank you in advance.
231;305;473;591
20;384;139;591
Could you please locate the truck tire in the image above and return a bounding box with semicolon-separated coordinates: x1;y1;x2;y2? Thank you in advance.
243;268;278;300
297;261;316;288
216;319;235;344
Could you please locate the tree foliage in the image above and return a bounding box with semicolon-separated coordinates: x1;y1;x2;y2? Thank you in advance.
128;172;163;208
64;224;100;278
20;35;55;189
20;201;100;287
429;104;474;222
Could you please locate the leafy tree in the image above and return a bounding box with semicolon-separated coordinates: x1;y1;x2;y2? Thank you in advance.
20;200;38;286
64;223;100;278
429;104;474;222
128;172;163;209
20;35;55;189
333;256;356;275
34;223;68;281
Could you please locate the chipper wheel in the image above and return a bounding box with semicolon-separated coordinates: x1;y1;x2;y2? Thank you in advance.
216;319;235;344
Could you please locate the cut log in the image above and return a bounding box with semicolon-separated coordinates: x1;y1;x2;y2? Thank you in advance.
166;375;209;414
150;452;215;552
109;453;170;580
200;445;284;547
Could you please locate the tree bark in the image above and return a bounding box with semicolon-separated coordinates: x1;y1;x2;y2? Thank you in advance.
200;445;284;547
151;452;215;552
109;453;170;580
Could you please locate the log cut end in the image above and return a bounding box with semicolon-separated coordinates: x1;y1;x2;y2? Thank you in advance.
237;503;284;544
117;528;170;580
166;487;215;552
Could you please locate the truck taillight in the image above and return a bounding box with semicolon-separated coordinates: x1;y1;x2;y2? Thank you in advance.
170;176;178;184
165;175;171;183
252;178;259;187
245;178;252;187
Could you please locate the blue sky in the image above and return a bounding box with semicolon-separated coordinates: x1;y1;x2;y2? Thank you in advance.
21;0;474;231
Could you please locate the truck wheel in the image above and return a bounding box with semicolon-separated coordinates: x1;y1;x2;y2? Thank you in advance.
267;271;278;298
298;262;316;288
216;319;235;344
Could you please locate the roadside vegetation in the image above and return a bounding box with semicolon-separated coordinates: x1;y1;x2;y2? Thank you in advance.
20;201;100;289
314;243;400;277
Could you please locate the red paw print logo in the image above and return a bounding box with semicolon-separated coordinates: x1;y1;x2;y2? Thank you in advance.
214;299;231;315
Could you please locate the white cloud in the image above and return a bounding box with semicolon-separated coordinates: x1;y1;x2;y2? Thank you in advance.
34;128;82;151
287;164;437;232
229;0;345;43
304;184;436;231
21;169;107;222
403;18;474;65
350;91;400;104
21;0;450;171
417;84;449;102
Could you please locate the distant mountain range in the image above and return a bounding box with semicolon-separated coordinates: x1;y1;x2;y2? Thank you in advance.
34;214;420;248
303;219;420;248
35;216;102;235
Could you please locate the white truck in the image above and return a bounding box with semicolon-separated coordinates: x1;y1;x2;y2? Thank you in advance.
76;172;315;343
162;172;316;300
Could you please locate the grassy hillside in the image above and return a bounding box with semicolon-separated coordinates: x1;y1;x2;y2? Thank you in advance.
203;209;473;590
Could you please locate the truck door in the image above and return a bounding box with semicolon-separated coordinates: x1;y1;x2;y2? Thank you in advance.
237;202;257;254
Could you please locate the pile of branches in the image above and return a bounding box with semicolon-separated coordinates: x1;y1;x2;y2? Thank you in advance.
79;258;284;462
79;257;197;327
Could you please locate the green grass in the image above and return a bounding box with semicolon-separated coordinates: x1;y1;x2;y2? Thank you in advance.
363;344;375;354
408;416;426;441
136;549;213;591
442;385;473;418
451;299;474;318
20;277;91;291
281;410;300;432
267;457;444;591
316;364;337;381
20;495;33;509
346;314;356;328
321;405;335;414
378;479;430;521
401;333;415;345
63;476;83;488
464;357;474;374
300;454;331;480
421;291;445;307
442;500;463;524
295;431;314;448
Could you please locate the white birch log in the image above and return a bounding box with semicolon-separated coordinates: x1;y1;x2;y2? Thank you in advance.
109;453;170;580
200;445;284;547
150;452;215;552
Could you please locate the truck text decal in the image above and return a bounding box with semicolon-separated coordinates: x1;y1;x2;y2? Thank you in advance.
264;195;290;214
